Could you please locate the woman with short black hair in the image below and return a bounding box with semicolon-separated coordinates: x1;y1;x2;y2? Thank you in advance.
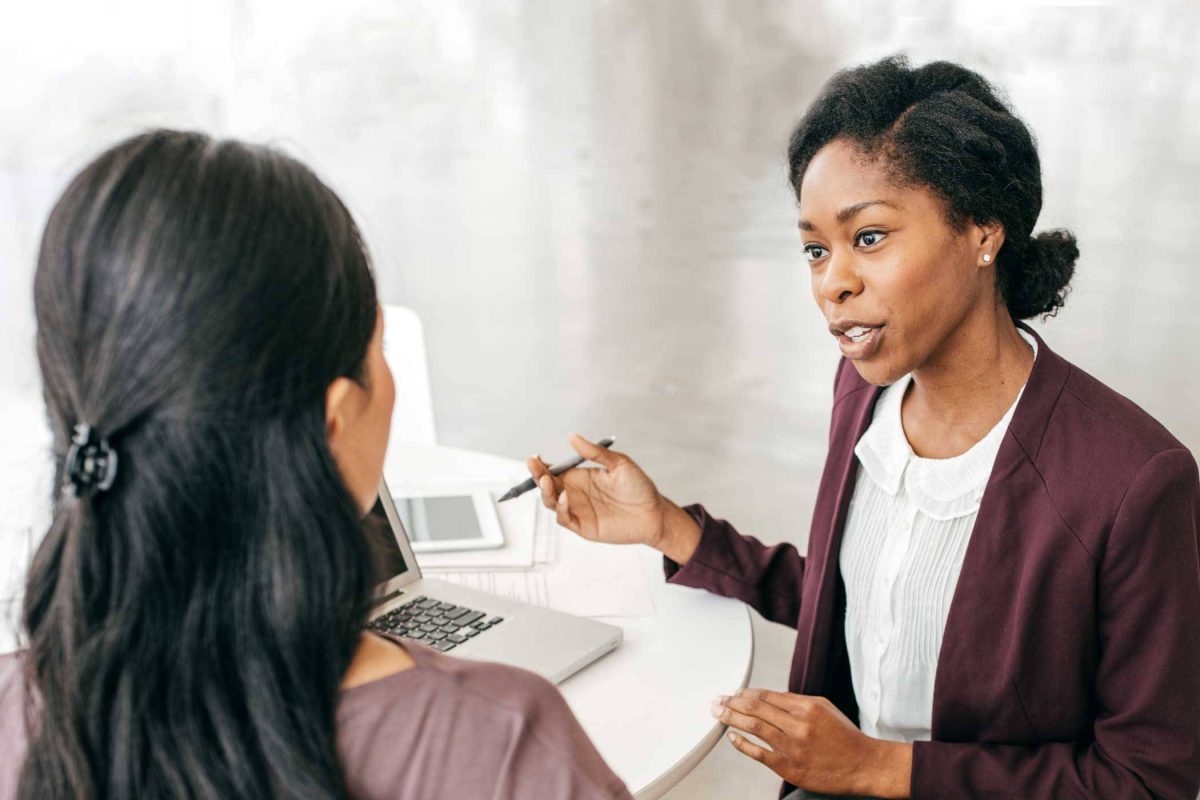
529;56;1200;799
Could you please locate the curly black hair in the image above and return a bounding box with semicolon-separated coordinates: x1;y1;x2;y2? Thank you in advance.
787;55;1078;321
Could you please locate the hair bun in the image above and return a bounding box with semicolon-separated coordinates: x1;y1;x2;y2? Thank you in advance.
1005;228;1079;320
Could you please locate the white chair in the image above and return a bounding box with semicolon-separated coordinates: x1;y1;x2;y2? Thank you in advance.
381;304;438;446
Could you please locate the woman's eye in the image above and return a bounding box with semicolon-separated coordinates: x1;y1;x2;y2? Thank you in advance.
804;245;828;262
856;230;886;248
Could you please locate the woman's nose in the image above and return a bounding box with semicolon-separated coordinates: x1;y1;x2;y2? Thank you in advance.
818;250;862;304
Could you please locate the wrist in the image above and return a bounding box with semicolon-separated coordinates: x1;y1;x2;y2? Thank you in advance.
652;497;701;563
861;740;912;799
649;494;678;550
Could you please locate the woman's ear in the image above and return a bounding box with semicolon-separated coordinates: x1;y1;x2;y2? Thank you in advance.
325;376;358;448
975;220;1005;263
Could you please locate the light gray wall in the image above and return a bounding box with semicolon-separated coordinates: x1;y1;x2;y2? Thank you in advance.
3;2;1197;549
3;3;1198;797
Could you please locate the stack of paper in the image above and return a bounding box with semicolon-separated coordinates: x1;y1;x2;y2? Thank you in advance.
424;498;655;619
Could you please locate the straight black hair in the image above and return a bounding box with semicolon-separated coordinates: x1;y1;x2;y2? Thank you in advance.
22;130;379;799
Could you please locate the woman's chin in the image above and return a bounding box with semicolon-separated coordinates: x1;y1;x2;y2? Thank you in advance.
848;358;903;387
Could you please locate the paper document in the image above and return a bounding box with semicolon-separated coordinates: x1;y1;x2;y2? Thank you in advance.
427;513;655;618
434;570;550;607
532;503;558;564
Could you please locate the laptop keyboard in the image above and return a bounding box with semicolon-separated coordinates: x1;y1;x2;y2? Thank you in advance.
368;595;504;653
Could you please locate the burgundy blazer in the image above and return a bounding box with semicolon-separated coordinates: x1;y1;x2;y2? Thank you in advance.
666;323;1200;799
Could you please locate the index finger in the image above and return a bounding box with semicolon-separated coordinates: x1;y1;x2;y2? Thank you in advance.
735;688;813;715
526;454;552;481
716;693;794;735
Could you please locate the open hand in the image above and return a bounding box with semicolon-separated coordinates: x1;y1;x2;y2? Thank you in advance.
525;433;666;547
713;689;912;798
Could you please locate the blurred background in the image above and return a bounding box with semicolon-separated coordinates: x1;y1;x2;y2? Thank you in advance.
2;1;1198;796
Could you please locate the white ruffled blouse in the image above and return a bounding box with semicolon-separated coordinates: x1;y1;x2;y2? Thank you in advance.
839;328;1037;742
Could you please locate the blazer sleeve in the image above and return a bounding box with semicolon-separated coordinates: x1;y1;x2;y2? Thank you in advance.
911;447;1200;800
657;358;852;629
661;503;805;628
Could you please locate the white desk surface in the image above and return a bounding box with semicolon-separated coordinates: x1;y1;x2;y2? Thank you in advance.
0;412;754;798
385;441;754;799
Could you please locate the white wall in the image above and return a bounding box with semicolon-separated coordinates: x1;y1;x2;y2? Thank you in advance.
2;0;1198;651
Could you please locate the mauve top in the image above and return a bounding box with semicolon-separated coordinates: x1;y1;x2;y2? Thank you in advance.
0;636;632;800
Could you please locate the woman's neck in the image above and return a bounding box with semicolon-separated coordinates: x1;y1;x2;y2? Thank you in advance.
901;310;1035;459
341;632;416;690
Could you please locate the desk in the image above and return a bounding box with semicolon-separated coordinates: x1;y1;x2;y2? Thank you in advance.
385;441;755;799
0;417;755;798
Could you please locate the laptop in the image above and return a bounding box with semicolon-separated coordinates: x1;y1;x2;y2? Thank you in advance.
362;477;624;684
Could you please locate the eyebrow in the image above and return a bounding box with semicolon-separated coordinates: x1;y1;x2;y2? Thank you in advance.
798;199;899;232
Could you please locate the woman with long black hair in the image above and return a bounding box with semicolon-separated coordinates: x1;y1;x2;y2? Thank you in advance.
528;56;1200;799
0;131;631;800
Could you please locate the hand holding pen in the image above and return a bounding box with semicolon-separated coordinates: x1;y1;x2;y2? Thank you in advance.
510;433;701;563
499;436;618;501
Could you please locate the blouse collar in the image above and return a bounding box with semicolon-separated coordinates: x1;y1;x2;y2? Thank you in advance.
853;329;1039;521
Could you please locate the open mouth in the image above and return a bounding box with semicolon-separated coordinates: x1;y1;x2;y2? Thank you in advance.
832;322;884;341
842;325;880;343
831;323;886;358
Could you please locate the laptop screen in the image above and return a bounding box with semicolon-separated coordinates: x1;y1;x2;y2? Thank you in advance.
363;493;410;586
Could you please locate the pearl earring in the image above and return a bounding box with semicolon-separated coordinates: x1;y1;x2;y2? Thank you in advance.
982;253;992;263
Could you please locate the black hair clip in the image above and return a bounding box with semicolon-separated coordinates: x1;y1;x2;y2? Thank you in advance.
64;423;119;496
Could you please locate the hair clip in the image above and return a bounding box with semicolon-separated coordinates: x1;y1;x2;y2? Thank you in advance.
64;423;119;496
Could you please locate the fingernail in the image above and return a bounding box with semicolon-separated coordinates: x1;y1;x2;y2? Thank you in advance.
557;490;566;505
713;695;729;705
727;731;738;743
709;702;723;718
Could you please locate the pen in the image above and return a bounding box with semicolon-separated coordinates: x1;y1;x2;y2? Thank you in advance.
497;436;616;502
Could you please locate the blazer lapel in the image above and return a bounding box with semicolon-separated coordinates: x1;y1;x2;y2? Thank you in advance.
930;322;1072;739
799;377;883;693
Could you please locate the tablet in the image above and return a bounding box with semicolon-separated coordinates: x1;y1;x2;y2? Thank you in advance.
390;487;505;553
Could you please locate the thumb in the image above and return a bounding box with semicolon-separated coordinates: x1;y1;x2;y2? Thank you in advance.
567;432;621;470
